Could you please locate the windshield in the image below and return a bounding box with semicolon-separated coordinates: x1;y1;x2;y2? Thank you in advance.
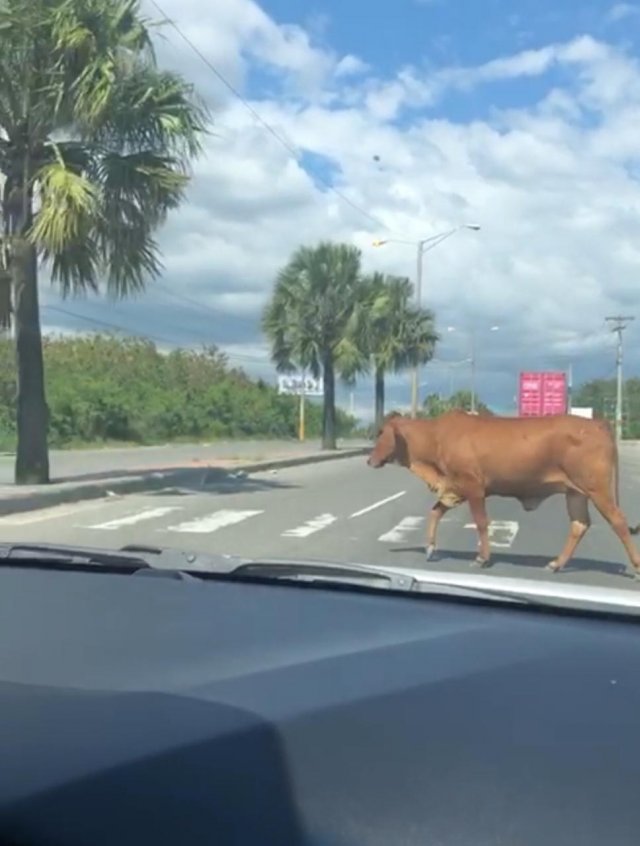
1;0;639;615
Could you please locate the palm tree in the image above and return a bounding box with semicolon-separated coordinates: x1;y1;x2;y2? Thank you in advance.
0;0;206;483
262;241;363;450
352;273;438;429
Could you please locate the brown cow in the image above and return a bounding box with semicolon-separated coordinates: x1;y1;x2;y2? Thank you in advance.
367;410;640;575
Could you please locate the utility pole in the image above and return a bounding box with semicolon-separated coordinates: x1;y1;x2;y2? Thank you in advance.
606;316;634;443
410;242;424;418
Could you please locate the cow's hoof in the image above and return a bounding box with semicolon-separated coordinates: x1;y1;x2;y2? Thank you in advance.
546;560;561;572
425;544;436;561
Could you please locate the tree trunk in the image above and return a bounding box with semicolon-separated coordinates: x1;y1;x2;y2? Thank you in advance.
322;353;337;450
374;364;385;431
11;226;49;484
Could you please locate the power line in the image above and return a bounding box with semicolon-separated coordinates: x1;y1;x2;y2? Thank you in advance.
43;305;177;347
148;0;393;234
42;304;270;364
153;282;257;325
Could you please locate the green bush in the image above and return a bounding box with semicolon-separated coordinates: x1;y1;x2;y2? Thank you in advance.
0;334;357;447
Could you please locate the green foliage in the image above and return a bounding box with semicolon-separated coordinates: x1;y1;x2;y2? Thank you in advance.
342;272;438;378
262;241;363;379
573;378;640;438
421;390;491;417
262;241;364;449
0;0;208;314
0;335;357;448
0;0;208;483
347;271;438;426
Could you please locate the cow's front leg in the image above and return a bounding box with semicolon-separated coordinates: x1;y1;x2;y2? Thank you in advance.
426;502;450;560
468;495;491;566
547;491;590;573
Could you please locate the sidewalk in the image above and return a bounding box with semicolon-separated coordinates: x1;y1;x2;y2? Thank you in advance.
0;439;369;517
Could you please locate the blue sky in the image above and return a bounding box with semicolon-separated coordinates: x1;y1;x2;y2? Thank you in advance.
42;0;640;419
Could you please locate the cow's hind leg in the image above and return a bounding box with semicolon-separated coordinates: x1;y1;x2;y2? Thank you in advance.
426;502;450;560
588;489;640;576
467;495;491;566
547;491;590;573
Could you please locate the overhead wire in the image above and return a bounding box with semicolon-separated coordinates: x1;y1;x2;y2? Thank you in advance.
41;305;270;365
148;0;393;235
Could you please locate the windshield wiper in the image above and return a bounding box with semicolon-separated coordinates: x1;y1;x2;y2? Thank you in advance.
222;559;419;592
0;544;419;591
210;559;542;605
0;542;154;572
0;543;538;606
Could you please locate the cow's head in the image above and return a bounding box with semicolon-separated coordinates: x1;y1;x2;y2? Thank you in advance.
367;413;406;468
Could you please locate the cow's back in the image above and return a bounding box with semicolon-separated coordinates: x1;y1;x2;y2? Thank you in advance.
430;413;614;491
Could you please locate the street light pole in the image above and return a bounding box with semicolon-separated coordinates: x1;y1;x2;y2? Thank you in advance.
373;224;480;418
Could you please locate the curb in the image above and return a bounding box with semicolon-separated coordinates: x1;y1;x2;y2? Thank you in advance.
0;446;369;517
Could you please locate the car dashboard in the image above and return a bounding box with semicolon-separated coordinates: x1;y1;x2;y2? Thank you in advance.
0;565;639;845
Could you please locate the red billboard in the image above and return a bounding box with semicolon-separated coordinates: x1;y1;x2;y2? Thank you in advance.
518;371;567;417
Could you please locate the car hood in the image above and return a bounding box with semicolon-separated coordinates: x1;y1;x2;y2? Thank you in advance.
0;565;639;846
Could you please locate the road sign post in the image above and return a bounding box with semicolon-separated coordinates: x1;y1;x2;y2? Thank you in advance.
277;374;324;441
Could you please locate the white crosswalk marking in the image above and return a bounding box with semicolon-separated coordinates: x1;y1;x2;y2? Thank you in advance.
86;507;182;531
166;509;263;534
282;513;337;538
378;516;423;543
0;500;113;526
464;520;520;548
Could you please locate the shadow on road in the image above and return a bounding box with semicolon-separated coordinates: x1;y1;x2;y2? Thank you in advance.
389;546;631;578
148;467;300;498
49;466;300;498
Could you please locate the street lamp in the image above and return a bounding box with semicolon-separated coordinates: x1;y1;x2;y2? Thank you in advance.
373;224;481;417
447;324;499;413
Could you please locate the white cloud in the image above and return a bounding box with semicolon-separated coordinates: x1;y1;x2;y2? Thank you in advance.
42;3;640;415
607;3;640;23
334;54;370;79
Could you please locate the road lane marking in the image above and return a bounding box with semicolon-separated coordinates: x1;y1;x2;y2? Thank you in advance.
349;491;406;518
0;500;113;526
464;520;520;548
166;509;263;534
378;516;423;543
282;514;337;538
87;507;182;531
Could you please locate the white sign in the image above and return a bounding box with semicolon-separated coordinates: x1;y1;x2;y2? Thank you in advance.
277;374;324;396
571;407;593;419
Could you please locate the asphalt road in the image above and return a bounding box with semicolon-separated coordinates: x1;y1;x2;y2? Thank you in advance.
3;449;640;591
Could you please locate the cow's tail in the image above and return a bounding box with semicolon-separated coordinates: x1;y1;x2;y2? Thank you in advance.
615;437;640;534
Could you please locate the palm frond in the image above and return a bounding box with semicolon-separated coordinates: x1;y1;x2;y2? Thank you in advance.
50;0;156;127
90;63;208;159
29;159;98;254
47;233;100;297
98;150;187;222
0;0;206;313
263;242;363;379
